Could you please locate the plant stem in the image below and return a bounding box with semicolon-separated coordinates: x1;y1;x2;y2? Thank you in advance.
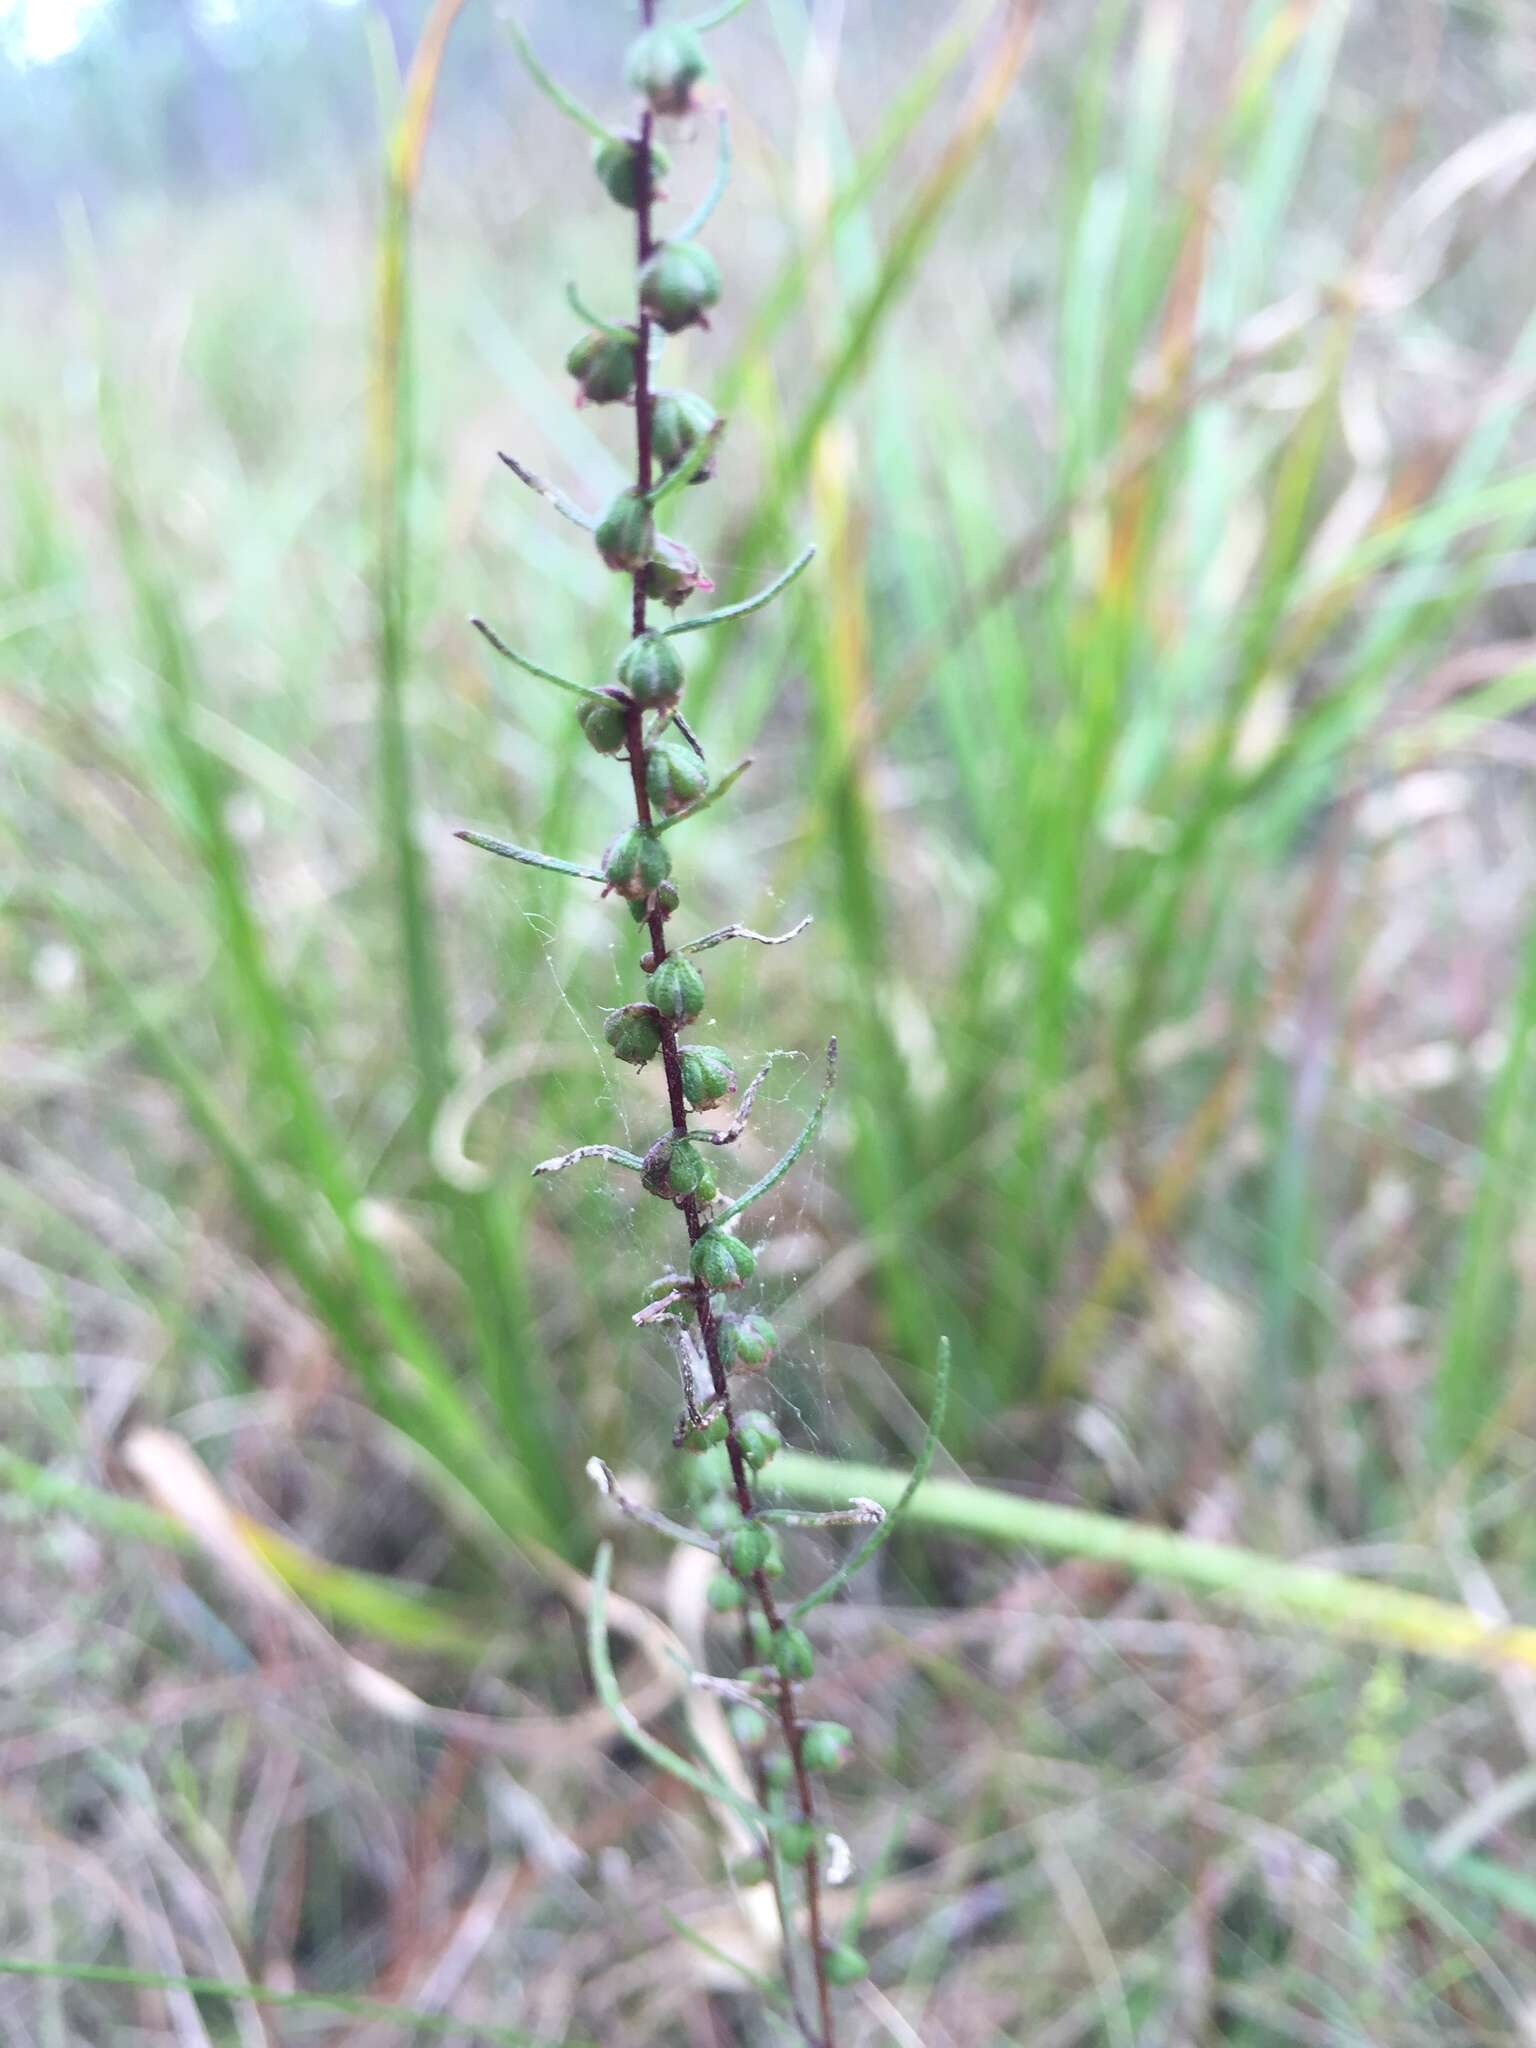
621;14;835;2039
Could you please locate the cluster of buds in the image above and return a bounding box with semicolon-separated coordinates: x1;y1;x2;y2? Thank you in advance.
465;5;875;2032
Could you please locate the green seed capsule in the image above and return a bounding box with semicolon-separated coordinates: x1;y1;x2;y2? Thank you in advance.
624;23;710;115
823;1945;868;1987
718;1312;777;1373
646;954;705;1024
728;1703;770;1751
603;1005;663;1068
641;1134;710;1202
800;1722;853;1773
591;133;669;210
726;1522;771;1576
577;692;629;755
691;1229;757;1291
679;1044;736;1110
639;241;721;333
602;826;671;901
748;1610;773;1656
628;878;680;926
616;631;684;710
707;1573;745;1613
694;1160;719;1205
771;1625;815;1682
760;1531;785;1578
643;537;712;610
595;488;656;572
762;1750;794;1788
778;1820;818;1863
646;741;710;815
652;390;720;481
699;1496;745;1537
735;1410;782;1470
729;1852;769;1887
565;328;638;406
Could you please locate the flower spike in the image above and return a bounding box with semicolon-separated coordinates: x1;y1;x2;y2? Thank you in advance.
469;15;848;2035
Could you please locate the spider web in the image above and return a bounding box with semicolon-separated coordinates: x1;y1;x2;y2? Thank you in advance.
515;869;856;1486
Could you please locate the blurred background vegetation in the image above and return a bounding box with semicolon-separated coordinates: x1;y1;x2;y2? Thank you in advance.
7;0;1536;2040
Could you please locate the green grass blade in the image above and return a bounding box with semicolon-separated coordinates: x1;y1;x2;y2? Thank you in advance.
587;1544;766;1830
1432;911;1536;1465
0;1958;578;2046
769;1455;1536;1677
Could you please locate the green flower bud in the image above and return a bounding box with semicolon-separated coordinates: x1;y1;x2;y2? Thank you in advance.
699;1495;745;1537
762;1750;794;1788
616;631;684;710
628;878;680;925
707;1572;745;1612
646;953;705;1024
595;487;655;572
691;1228;756;1291
727;1522;772;1576
625;23;710;116
577;690;629;755
639;241;721;333
778;1820;819;1864
591;133;669;210
603;1003;663;1068
735;1410;781;1470
771;1625;815;1682
801;1722;853;1773
565;328;638;406
675;1044;733;1112
761;1530;785;1578
718;1312;777;1373
641;1133;710;1202
729;1852;769;1888
643;537;713;610
728;1703;770;1751
645;740;710;815
652;390;720;482
747;1610;773;1656
694;1160;720;1205
823;1945;868;1987
602;826;671;901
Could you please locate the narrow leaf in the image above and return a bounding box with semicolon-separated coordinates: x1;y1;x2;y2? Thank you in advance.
715;1040;837;1225
792;1336;951;1619
504;15;612;142
498;451;598;531
454;829;604;882
671;111;732;246
657;546;816;636
471;615;608;700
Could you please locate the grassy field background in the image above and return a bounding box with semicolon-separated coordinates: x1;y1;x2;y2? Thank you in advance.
8;0;1536;2039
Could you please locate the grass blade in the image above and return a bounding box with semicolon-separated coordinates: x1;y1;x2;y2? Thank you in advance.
770;1454;1536;1678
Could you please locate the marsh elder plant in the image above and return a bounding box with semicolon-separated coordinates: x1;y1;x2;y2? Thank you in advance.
453;5;958;2038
